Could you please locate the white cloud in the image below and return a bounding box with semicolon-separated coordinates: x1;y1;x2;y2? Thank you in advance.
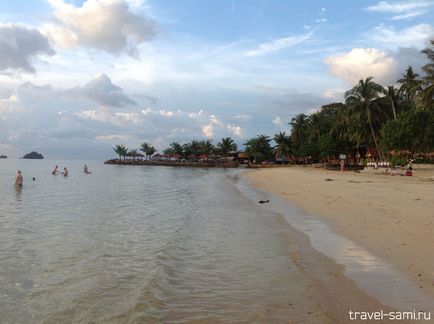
325;46;427;86
226;124;242;137
158;109;174;117
272;116;282;126
323;88;345;101
365;1;434;20
75;73;136;107
202;124;214;138
44;0;156;55
74;108;143;125
245;32;313;57
315;18;327;23
325;48;396;85
369;23;434;49
0;24;55;73
95;134;132;141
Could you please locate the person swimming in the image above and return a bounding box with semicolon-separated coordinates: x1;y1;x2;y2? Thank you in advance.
63;167;68;177
15;170;23;187
52;165;59;175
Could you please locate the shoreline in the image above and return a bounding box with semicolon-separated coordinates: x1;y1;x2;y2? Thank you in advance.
104;159;240;168
242;166;434;302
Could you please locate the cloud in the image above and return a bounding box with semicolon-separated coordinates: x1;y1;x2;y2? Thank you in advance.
325;46;427;85
245;32;313;57
0;24;55;74
44;0;156;55
326;48;396;85
75;73;136;107
74;108;143;125
226;124;242;137
272;116;282;127
368;23;434;49
315;18;327;23
323;88;346;101
95;134;132;141
365;1;434;20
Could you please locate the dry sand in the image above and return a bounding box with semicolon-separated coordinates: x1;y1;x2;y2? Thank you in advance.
244;165;434;298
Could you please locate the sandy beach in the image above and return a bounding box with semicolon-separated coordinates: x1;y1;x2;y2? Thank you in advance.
244;165;434;299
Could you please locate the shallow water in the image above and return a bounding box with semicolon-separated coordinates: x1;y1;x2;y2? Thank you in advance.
0;160;326;323
237;175;434;312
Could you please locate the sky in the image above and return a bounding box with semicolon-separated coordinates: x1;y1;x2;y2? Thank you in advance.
0;0;433;160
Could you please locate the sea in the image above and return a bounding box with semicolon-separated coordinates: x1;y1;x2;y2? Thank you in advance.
0;159;322;323
1;159;433;323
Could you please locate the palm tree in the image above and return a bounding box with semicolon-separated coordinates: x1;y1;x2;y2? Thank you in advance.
140;142;150;159
146;145;156;158
273;132;291;160
169;142;183;156
330;107;351;142
128;149;139;160
201;140;215;157
113;144;127;160
217;137;237;156
420;40;434;110
244;135;272;163
345;77;386;160
289;114;308;149
398;66;422;104
140;142;156;160
382;85;399;120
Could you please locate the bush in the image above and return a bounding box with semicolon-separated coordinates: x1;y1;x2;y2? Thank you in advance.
387;156;407;167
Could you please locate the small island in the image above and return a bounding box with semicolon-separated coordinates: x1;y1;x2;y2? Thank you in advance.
22;151;44;159
0;155;7;159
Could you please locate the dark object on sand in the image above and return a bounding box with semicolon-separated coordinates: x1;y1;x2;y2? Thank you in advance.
258;200;270;204
22;151;44;159
325;178;333;181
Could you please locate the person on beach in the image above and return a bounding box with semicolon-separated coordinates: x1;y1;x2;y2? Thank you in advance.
63;167;68;177
84;164;90;174
52;165;59;175
407;159;413;170
340;159;345;172
15;170;23;187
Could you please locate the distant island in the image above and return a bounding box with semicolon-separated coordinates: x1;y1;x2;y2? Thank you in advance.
22;151;44;159
0;155;7;159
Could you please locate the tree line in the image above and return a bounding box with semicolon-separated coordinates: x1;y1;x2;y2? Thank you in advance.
113;137;238;161
112;40;434;164
285;40;434;164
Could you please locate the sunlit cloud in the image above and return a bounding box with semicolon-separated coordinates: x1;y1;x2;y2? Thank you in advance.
325;48;396;85
43;0;157;55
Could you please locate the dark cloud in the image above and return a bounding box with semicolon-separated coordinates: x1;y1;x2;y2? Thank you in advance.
0;24;55;73
75;73;136;107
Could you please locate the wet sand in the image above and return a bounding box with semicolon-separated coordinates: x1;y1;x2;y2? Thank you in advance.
244;165;434;300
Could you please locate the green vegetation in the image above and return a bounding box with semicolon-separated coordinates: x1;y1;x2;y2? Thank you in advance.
112;40;434;165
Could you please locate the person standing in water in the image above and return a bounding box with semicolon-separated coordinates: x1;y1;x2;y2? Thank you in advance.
52;165;59;175
84;164;88;174
63;167;68;177
15;170;23;187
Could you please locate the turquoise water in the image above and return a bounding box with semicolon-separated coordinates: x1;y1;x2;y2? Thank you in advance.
0;160;319;323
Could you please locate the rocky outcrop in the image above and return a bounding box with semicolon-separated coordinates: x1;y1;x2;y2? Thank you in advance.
22;151;44;159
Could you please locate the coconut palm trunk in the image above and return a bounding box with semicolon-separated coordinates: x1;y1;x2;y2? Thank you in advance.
391;99;397;120
367;108;383;161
